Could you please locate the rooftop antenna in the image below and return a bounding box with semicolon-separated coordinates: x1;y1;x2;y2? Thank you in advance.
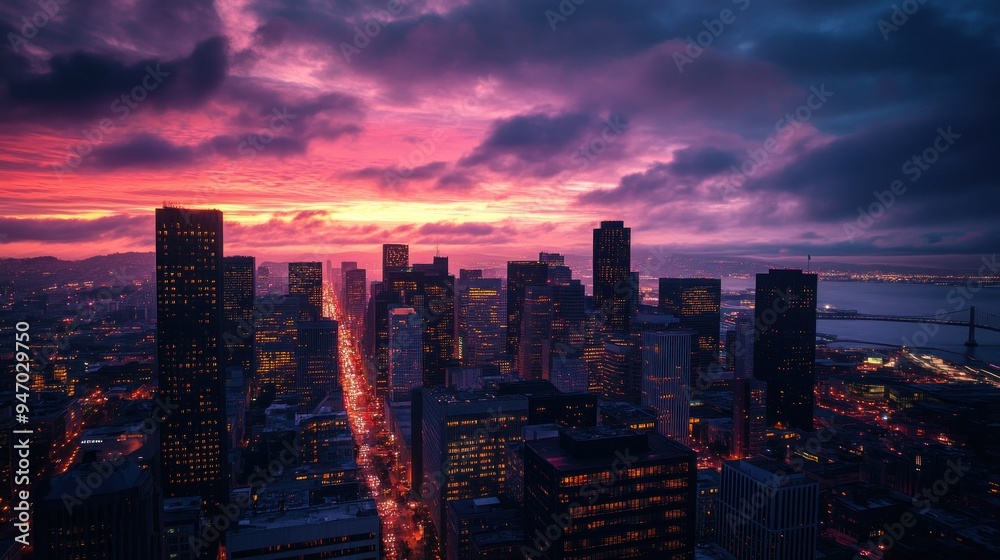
436;245;440;257
807;254;812;273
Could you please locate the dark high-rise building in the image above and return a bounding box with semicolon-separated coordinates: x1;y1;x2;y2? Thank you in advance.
519;285;553;381
417;388;529;553
593;220;632;332
255;293;301;396
717;458;819;560
456;276;504;368
37;460;162;560
658;278;721;375
539;252;565;265
344;268;367;326
641;329;692;445
223;255;255;378
256;265;270;297
506;261;549;359
523;427;697;559
732;378;767;459
155;206;228;510
289;261;324;320
383;243;409;275
753;269;817;431
297;319;340;408
387;259;456;387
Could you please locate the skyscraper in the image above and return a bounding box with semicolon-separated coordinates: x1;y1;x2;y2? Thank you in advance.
223;255;255;378
155;206;228;510
658;278;721;375
297;319;340;408
732;378;767;459
456;276;504;368
593;220;632;332
754;269;817;431
255;293;301;396
518;285;553;381
289;261;323;320
344;268;367;327
506;260;549;359
416;388;528;552
256;265;270;297
382;243;409;275
388;307;423;403
641;329;693;445
523;427;697;559
717;458;819;560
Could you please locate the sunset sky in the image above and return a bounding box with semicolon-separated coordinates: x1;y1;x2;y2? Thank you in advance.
1;0;996;263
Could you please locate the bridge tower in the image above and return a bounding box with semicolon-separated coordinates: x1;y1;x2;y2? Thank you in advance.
966;306;978;347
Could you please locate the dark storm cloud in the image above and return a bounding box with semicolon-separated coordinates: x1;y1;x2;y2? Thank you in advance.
2;36;228;122
0;214;148;242
91;134;197;169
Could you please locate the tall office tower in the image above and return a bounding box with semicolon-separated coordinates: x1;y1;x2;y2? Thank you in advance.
597;332;638;403
460;268;483;280
658;278;721;375
297;319;340;408
344;268;367;325
366;289;392;400
506;260;549;359
255;294;301;396
382;243;409;275
733;314;755;380
155;206;228;511
524;427;697;559
340;260;357;305
549;280;587;393
289;262;323;321
518;285;553;381
256;265;270;297
37;459;162;560
223;255;255;378
388;307;423;402
405;260;456;387
732;379;767;459
641;330;693;445
717;458;819;560
754;269;817;431
417;388;528;551
593;220;632;332
456;276;504;367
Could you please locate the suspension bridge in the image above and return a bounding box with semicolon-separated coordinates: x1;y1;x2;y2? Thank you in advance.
817;306;1000;346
